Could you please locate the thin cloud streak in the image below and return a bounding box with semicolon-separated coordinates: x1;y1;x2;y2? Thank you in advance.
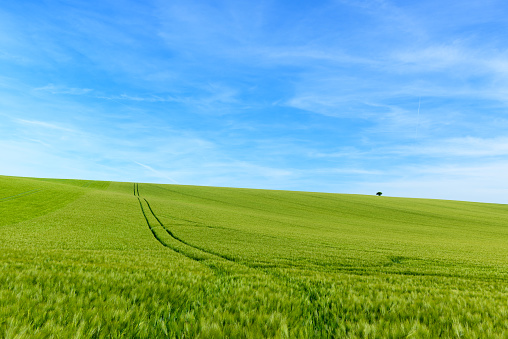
1;0;507;203
15;119;78;133
134;161;180;184
34;84;93;95
392;137;508;157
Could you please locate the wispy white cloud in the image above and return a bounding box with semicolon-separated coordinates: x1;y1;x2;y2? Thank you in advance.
306;167;383;175
393;44;467;71
312;136;508;160
15;119;78;133
162;160;296;190
95;82;241;115
0;50;31;64
393;42;508;77
25;138;52;148
97;94;180;103
34;84;93;95
353;160;508;204
1;0;508;204
392;137;508;157
134;161;180;184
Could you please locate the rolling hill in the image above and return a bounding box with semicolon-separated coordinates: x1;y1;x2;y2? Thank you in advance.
0;175;507;338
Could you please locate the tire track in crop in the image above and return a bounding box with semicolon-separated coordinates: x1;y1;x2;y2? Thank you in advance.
142;198;239;262
133;185;330;317
134;183;168;248
140;185;371;278
133;183;473;312
138;184;434;290
137;187;478;281
136;184;302;268
135;183;204;260
135;182;238;262
138;196;168;248
137;184;341;270
133;184;353;309
0;189;43;203
146;184;319;231
148;184;290;215
137;190;340;304
134;184;334;304
151;183;335;218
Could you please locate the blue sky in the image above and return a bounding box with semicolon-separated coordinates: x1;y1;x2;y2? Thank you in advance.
1;0;508;203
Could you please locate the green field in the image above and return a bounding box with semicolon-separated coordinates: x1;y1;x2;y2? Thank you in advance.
0;175;507;338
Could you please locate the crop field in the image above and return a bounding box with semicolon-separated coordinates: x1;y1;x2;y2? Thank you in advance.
0;175;507;338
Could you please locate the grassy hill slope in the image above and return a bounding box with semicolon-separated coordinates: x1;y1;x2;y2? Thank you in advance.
0;175;507;338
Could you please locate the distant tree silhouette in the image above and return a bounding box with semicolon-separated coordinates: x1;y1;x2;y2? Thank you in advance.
376;192;382;196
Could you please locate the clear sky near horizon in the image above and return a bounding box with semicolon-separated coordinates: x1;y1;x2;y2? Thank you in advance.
1;0;508;204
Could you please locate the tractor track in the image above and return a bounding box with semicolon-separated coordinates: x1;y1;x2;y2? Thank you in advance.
134;183;167;247
134;182;495;315
142;197;238;262
134;183;238;263
134;183;207;258
133;182;397;303
132;183;342;304
0;189;43;203
137;196;169;249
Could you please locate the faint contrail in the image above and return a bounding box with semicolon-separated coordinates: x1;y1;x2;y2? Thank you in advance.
415;97;421;139
134;161;180;184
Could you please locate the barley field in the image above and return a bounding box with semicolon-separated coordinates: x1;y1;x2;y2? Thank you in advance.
0;175;507;338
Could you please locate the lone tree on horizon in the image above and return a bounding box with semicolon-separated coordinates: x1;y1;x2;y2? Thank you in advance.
376;192;382;196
